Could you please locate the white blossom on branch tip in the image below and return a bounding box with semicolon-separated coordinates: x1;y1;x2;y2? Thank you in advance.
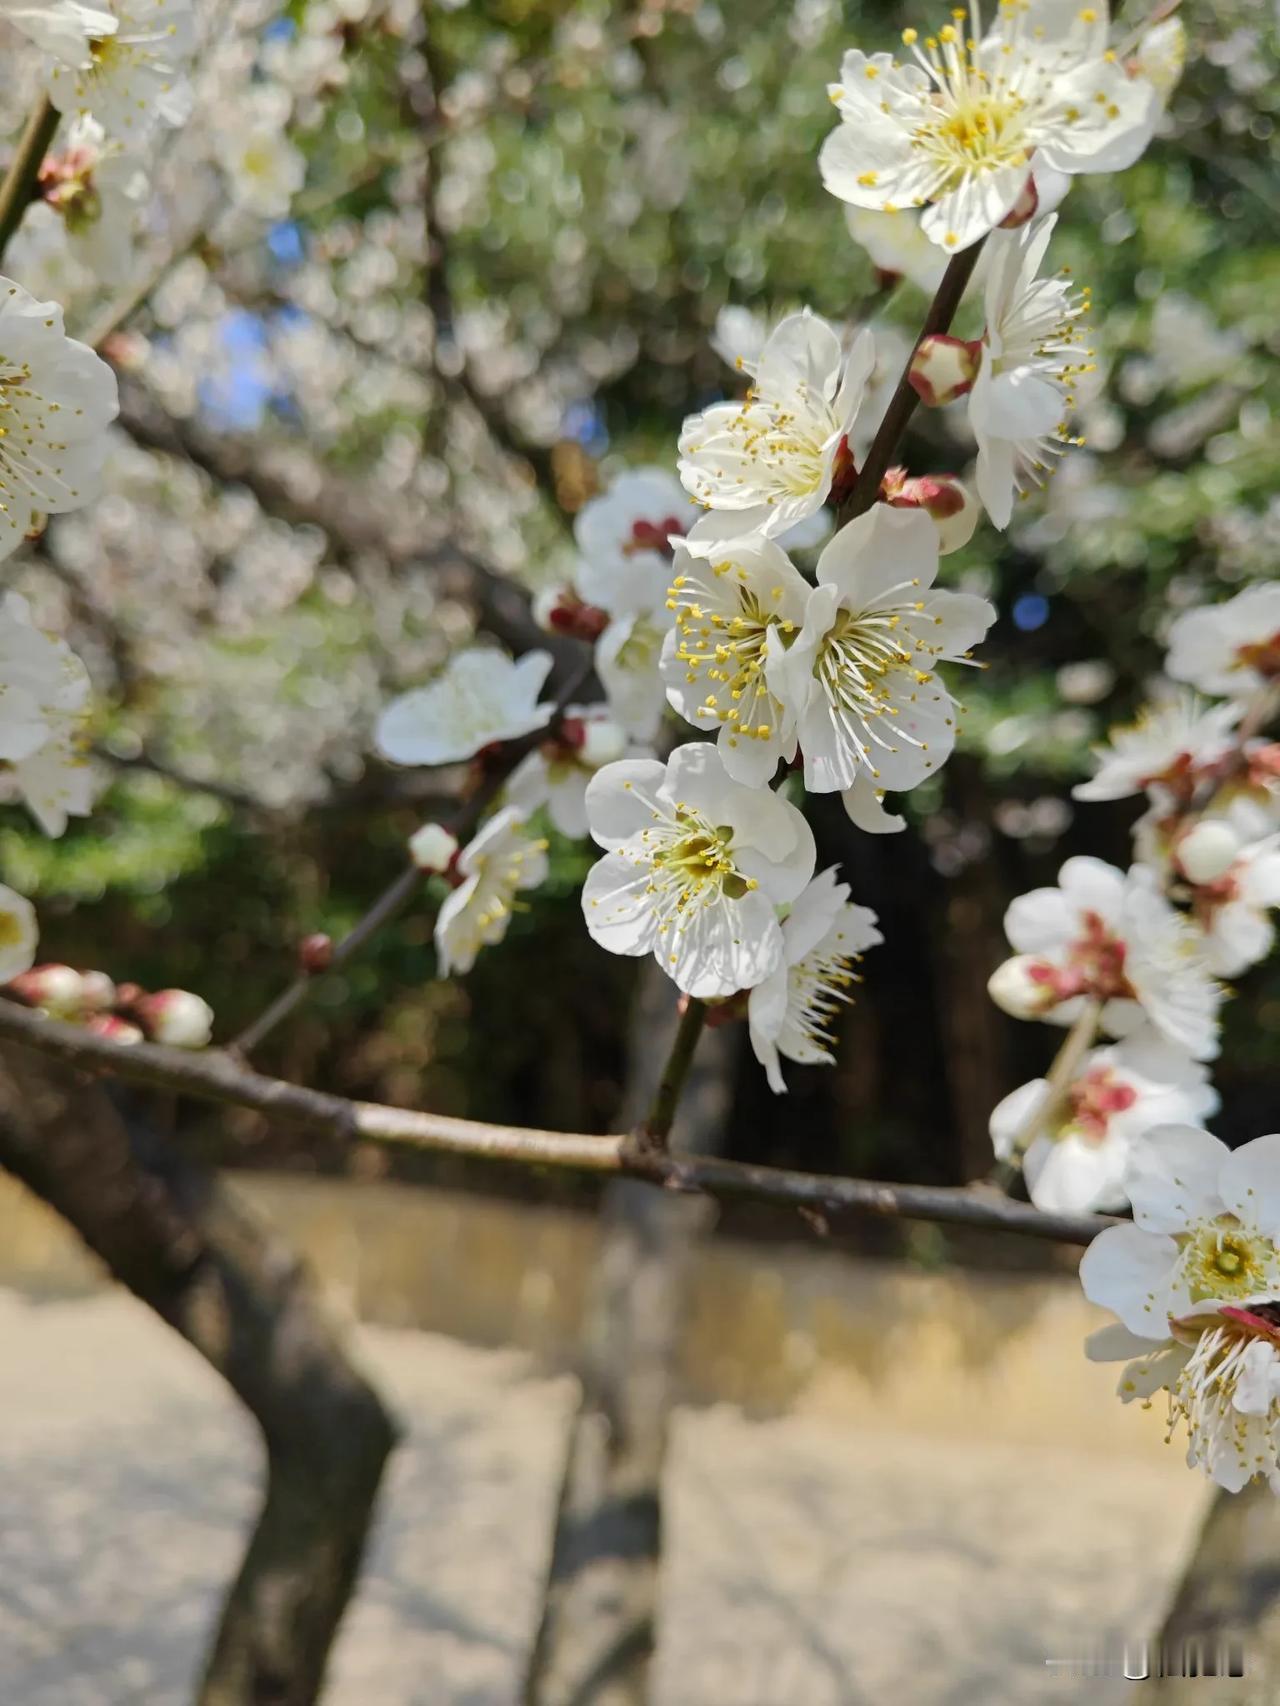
990;855;1222;1060
0;278;118;562
969;215;1094;529
678;312;875;538
435;808;549;977
0;0;115;65
990;1028;1218;1216
572;466;697;618
581;741;816;999
505;704;633;840
374;648;554;769
1073;694;1242;805
819;0;1158;253
775;503;995;811
1166;585;1280;700
747;866;882;1093
45;0;195;139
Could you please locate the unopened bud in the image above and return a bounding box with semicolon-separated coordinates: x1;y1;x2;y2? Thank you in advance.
883;470;978;554
86;1013;144;1045
132;989;214;1049
534;585;608;642
6;963;84;1014
988;955;1057;1020
998;172;1039;229
908;334;981;407
298;932;334;974
77;970;117;1013
1176;820;1241;886
409;822;460;874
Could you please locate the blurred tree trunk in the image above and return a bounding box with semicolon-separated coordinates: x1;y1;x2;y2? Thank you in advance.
0;1043;398;1706
524;965;738;1705
1152;1484;1275;1693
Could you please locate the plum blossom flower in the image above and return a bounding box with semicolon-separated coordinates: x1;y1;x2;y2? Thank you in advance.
0;592;95;836
990;1029;1218;1215
819;0;1157;252
435;808;549;977
775;503;995;825
0;884;37;982
1185;834;1280;978
0;279;119;562
217;87;306;219
505;704;632;839
678;312;876;538
0;0;115;65
747;866;882;1093
1167;585;1280;700
969;216;1095;528
1073;695;1242;805
46;0;196;138
659;516;813;787
374;648;553;768
572;467;698;617
595;608;672;744
989;855;1222;1059
36;115;148;285
845;206;947;293
581;741;816;999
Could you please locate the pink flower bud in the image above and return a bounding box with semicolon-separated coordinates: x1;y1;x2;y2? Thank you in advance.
1176;820;1241;886
908;335;981;408
988;956;1059;1020
882;470;978;554
85;1013;144;1045
6;964;85;1014
132;990;215;1049
76;970;117;1014
534;585;609;642
408;822;460;874
298;932;334;974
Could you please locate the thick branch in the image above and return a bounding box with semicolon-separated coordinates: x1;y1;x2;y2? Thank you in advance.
0;1002;1112;1245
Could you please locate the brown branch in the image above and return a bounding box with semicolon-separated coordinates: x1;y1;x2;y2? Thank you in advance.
0;1001;1114;1245
0;96;58;264
840;237;987;522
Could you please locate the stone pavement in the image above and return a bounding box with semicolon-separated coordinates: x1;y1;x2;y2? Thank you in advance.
0;1284;1211;1705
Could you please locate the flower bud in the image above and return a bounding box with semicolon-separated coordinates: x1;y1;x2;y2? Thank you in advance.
908;334;981;407
1176;820;1241;886
132;989;215;1049
6;963;85;1014
534;585;608;642
85;1013;144;1045
988;955;1057;1020
298;932;334;974
882;470;978;554
409;822;460;874
77;970;117;1013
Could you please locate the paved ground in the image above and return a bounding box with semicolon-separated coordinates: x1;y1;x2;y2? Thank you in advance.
0;1284;1213;1704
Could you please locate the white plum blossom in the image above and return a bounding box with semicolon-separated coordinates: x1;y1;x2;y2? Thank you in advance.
595;608;672;744
748;866;882;1093
408;822;459;874
435;808;549;977
709;304;769;375
990;1029;1218;1215
1082;1127;1280;1493
0;278;119;562
970;216;1094;528
820;0;1157;252
0;883;37;983
505;704;632;839
775;503;995;824
1186;835;1280;978
581;741;816;999
0;592;95;836
660;516;812;787
375;648;553;768
1074;695;1242;806
1167;585;1280;700
46;0;196;138
989;855;1222;1060
216;87;306;219
36;114;149;286
0;0;115;64
572;466;698;617
678;312;875;538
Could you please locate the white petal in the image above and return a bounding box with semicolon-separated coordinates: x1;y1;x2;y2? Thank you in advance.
1219;1134;1280;1242
1079;1222;1180;1338
1125;1123;1229;1234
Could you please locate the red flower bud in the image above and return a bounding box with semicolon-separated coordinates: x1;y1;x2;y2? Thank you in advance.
299;932;334;974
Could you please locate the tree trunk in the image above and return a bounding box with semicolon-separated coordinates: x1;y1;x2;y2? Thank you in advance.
524;968;738;1706
0;1043;399;1706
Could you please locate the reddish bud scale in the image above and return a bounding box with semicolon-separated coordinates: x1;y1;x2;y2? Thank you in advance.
548;596;609;641
998;172;1039;230
827;435;858;509
299;932;334;974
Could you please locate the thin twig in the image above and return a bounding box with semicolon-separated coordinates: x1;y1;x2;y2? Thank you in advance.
0;97;58;264
638;997;706;1152
0;999;1113;1245
989;998;1101;1193
840;237;987;522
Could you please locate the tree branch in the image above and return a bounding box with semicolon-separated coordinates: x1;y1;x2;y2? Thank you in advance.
0;1000;1113;1245
0;96;58;264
